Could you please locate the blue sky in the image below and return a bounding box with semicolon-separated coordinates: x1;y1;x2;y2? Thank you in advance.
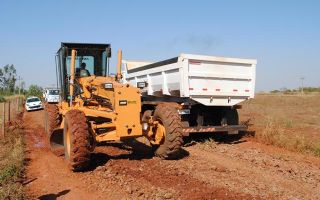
0;0;319;91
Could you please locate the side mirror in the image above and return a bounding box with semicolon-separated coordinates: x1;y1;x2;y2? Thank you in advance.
106;47;111;58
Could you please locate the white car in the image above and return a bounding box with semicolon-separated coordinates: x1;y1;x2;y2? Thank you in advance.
25;96;43;111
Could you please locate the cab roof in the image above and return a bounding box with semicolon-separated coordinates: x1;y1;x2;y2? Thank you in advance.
57;42;110;53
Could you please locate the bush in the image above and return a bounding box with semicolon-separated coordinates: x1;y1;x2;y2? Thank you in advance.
27;85;43;98
0;96;5;102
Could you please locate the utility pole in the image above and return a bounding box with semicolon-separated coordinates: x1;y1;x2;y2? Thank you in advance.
300;77;305;95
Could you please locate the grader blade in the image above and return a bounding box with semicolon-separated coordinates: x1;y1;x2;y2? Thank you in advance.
49;128;64;156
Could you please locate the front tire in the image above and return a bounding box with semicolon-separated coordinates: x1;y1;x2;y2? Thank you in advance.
153;104;184;159
64;110;90;171
45;104;60;135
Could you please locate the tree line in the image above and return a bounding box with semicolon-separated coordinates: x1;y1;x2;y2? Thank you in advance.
270;87;320;94
0;64;43;101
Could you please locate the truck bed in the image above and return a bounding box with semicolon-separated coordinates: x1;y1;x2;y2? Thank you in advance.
123;54;257;106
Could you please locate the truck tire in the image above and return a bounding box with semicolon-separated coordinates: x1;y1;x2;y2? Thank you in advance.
45;104;60;135
153;104;184;159
221;108;239;125
63;110;90;171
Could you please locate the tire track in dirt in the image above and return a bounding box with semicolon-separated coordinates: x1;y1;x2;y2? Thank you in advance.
23;110;320;199
81;146;254;200
23;110;125;200
179;140;320;199
23;110;253;199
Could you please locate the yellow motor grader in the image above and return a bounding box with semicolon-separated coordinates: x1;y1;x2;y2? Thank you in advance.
46;43;183;171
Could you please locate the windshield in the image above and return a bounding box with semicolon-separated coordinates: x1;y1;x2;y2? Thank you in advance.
27;98;40;103
49;90;59;95
66;51;107;77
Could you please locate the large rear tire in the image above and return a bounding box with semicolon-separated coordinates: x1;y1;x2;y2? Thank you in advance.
221;107;239;125
153;104;184;159
63;110;90;171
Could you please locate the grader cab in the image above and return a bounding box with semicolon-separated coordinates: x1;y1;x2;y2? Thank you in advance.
45;43;183;171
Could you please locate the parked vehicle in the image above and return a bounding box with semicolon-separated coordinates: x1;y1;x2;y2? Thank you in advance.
25;96;43;111
122;53;257;135
43;88;60;103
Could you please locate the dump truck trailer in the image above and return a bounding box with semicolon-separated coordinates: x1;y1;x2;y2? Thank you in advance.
122;53;257;136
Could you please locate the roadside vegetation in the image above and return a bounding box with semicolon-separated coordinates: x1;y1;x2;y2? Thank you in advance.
0;128;25;200
239;93;320;157
0;64;43;99
0;64;27;199
26;84;43;98
0;96;5;103
0;64;26;102
270;87;320;94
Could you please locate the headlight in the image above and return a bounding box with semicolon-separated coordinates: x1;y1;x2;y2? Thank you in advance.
104;83;113;89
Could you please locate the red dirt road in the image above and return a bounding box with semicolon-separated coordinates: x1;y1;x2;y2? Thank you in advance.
23;110;320;199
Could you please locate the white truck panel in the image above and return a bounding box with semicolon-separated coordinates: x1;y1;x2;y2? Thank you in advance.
123;54;256;106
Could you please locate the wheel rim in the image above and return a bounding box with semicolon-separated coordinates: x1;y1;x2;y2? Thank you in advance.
153;119;166;145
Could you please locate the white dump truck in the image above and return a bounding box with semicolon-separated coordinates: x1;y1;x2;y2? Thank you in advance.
43;88;60;103
123;53;256;135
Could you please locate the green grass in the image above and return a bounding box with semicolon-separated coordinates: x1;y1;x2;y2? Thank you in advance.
0;128;25;200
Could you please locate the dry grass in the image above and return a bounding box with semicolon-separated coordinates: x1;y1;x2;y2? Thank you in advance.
0;128;24;200
239;94;320;156
0;103;3;124
0;96;24;199
0;96;25;200
200;138;218;150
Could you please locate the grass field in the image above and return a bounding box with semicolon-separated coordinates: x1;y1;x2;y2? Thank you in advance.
239;94;320;156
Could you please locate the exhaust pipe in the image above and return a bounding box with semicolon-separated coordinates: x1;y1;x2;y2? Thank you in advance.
69;49;76;107
116;49;122;81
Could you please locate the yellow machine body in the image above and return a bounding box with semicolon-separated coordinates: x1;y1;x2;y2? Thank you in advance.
57;76;142;142
48;44;145;147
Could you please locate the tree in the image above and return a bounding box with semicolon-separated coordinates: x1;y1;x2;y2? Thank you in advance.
0;64;17;93
27;85;43;97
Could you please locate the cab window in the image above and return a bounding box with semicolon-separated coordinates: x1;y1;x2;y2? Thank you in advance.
66;56;94;75
49;90;59;95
